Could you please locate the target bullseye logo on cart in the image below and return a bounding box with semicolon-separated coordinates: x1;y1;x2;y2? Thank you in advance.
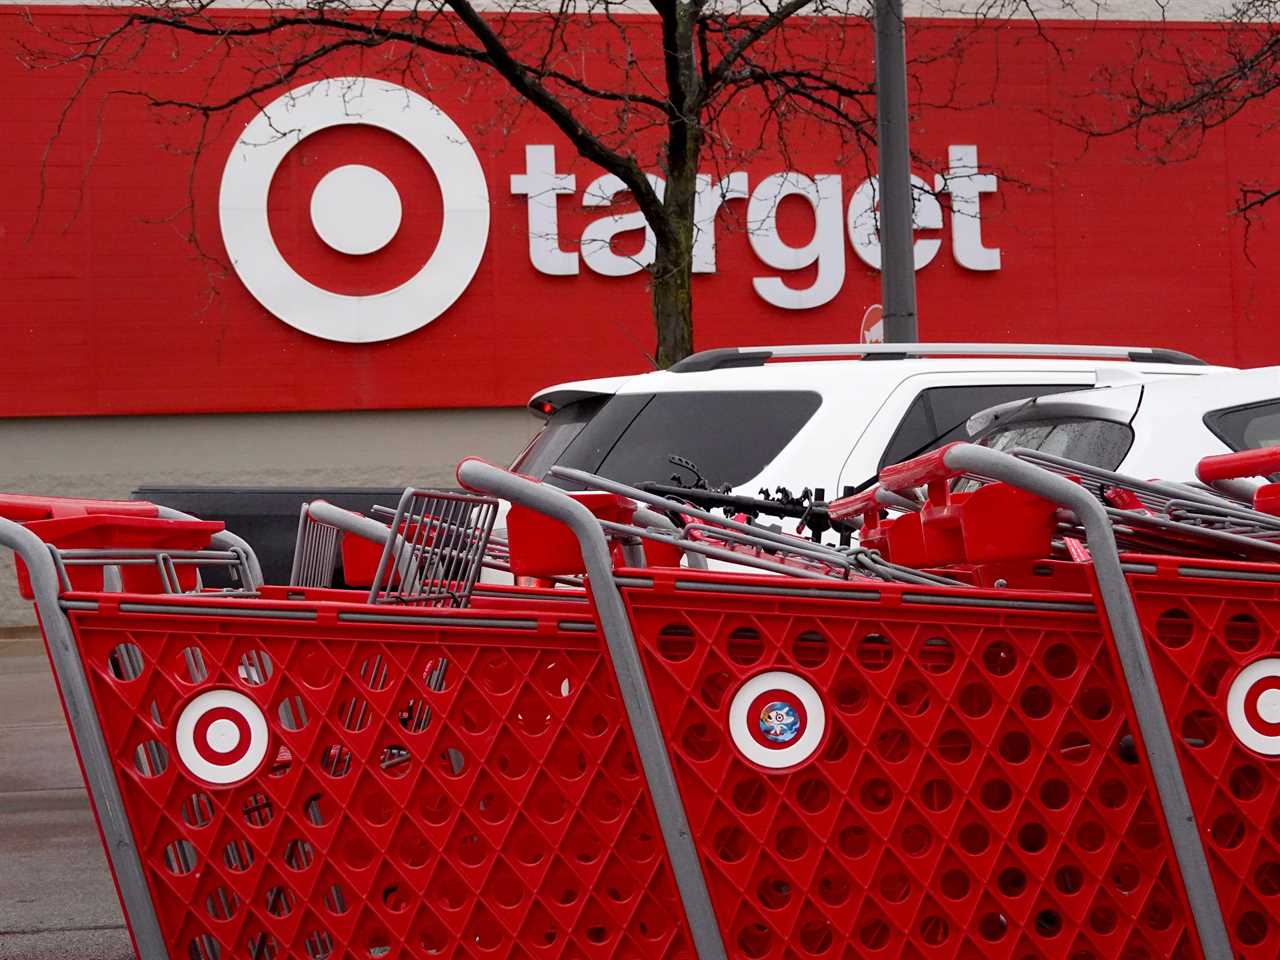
728;671;825;769
219;77;490;343
175;689;270;785
1227;659;1280;755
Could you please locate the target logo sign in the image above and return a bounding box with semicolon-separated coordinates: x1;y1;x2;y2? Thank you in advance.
728;671;826;769
219;77;490;343
1228;659;1280;755
175;690;270;785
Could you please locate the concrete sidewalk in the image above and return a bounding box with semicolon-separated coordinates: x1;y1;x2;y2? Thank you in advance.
0;636;133;960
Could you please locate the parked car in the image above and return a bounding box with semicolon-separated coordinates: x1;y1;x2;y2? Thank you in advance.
968;363;1280;481
515;342;1229;500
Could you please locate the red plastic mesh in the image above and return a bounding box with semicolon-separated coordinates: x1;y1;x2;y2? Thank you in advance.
66;602;695;960
1129;557;1280;958
622;570;1199;960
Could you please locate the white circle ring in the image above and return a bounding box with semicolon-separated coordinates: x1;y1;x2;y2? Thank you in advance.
219;77;490;343
1227;658;1280;755
175;689;270;785
728;671;826;770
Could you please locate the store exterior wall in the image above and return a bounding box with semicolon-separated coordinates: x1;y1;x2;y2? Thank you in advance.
3;4;1280;620
5;9;1280;420
0;407;535;626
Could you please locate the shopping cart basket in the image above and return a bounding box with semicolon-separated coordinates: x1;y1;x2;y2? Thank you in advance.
3;449;1276;959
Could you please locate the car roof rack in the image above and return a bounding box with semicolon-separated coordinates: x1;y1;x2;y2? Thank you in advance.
668;343;1207;373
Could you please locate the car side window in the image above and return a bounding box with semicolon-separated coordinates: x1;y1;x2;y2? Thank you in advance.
878;384;1088;470
543;390;823;490
1204;399;1280;451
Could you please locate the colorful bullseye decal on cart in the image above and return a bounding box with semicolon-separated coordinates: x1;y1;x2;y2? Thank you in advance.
1227;658;1280;755
728;671;825;769
175;690;270;785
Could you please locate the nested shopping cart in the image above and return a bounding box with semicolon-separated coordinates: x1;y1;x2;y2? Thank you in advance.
5;446;1280;960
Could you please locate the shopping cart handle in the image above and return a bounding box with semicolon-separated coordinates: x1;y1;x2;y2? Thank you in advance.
827;486;881;522
878;442;964;492
1196;446;1280;483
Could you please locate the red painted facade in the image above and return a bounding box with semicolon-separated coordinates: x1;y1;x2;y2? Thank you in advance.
1;11;1273;418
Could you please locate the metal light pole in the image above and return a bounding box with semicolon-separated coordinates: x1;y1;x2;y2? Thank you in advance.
874;0;918;341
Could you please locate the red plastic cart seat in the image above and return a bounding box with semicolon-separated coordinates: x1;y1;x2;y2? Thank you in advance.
15;514;223;596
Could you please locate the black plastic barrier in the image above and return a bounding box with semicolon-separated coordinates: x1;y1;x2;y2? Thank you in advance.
130;486;405;586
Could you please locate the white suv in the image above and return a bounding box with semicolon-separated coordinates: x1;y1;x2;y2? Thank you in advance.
514;343;1230;499
970;364;1280;481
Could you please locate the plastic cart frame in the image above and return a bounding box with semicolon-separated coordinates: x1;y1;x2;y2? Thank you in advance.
0;444;1237;960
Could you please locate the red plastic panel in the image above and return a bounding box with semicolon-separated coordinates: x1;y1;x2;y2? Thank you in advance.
505;492;638;579
61;599;694;960
1128;557;1280;958
856;470;1057;568
621;570;1198;960
340;533;385;588
0;493;159;522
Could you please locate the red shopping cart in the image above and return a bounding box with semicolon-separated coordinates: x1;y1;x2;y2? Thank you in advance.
4;446;1279;959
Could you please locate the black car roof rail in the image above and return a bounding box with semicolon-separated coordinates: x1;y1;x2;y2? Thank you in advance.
668;342;1208;373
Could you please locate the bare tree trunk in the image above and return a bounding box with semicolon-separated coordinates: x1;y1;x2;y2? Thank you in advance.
652;178;696;368
652;0;703;368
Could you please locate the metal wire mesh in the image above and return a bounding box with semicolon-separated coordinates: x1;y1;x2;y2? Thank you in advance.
1002;447;1280;560
288;502;341;588
368;488;499;606
549;466;968;585
49;546;256;596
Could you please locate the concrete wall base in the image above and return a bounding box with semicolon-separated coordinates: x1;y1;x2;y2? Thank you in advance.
0;407;536;626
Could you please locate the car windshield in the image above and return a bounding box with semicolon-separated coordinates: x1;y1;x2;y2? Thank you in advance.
515;390;822;490
977;416;1135;470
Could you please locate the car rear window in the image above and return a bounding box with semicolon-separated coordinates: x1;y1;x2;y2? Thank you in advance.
1204;399;1280;452
522;390;822;490
511;396;608;479
879;384;1089;470
977;417;1135;470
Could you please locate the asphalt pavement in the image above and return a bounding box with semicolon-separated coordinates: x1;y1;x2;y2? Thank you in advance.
0;634;133;960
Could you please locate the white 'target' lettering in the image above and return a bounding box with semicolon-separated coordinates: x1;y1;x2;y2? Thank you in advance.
847;174;943;271
938;144;1001;271
580;173;666;277
748;173;845;310
510;145;578;275
693;172;749;273
507;142;1001;302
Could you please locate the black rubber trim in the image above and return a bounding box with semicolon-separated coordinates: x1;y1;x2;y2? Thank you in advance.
527;388;611;416
1125;349;1206;366
668;348;773;372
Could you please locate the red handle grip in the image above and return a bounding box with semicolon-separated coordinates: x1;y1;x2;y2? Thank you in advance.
1196;446;1280;483
878;442;964;493
827;486;881;522
1255;483;1280;516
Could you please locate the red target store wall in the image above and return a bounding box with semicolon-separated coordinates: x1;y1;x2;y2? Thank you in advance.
1;11;1274;418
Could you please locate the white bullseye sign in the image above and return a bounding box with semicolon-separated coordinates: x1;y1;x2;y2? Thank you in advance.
728;671;826;770
219;77;490;344
175;690;270;785
310;164;404;256
1227;658;1280;755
